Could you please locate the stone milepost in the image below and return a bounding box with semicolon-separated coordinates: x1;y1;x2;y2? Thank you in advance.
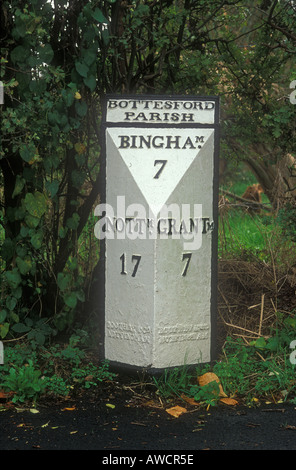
98;95;220;371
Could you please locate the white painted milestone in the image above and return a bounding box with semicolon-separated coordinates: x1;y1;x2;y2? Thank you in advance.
98;95;219;370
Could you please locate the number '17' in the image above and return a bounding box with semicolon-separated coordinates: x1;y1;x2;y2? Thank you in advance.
120;253;141;277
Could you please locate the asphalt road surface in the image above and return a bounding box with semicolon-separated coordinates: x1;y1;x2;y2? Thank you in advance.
1;387;296;452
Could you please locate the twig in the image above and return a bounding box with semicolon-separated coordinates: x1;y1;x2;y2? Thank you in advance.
223;321;266;337
220;188;272;211
258;294;265;336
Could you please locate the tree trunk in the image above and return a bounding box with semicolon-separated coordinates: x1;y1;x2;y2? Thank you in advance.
228;138;296;210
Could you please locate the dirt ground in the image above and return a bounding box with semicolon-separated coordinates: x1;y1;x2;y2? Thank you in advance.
1;376;296;452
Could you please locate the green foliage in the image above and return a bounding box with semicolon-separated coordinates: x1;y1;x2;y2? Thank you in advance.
71;361;115;389
277;203;296;243
189;380;221;407
153;316;296;407
1;0;105;340
1;0;295;345
1;360;47;403
153;365;192;399
0;333;116;403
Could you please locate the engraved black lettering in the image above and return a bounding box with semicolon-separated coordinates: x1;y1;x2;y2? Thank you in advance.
181;113;194;122
171;112;180;121
119;135;130;148
124;112;135;121
168;218;178;235
120;253;141;277
149;112;162;121
152;136;164;148
165;135;180;148
120;253;127;275
108;100;118;108
154;160;167;178
182;136;195;148
205;101;215;110
131;255;141;277
135;112;148;121
119;100;129;108
139;135;151;148
182;252;192;276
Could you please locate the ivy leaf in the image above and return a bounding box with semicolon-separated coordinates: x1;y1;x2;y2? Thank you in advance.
57;273;71;292
83;50;97;66
64;292;78;309
11;45;30;64
1;238;15;262
75;61;89;78
66;213;80;230
25;214;40;228
91;8;108;23
6;296;17;311
0;323;10;339
5;269;22;289
0;310;7;323
20;144;36;163
45;180;59;198
75;100;88;117
24;192;47;218
30;232;43;250
34;331;46;346
12;322;31;334
83;76;96;91
37;44;54;64
16;256;33;275
12;176;25;198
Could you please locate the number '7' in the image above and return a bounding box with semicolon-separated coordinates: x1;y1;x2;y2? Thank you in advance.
182;253;192;276
154;160;167;179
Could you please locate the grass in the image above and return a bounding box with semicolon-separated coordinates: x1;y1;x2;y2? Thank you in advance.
218;210;276;261
153;327;296;407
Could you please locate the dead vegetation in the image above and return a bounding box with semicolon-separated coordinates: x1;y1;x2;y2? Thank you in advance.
217;258;296;348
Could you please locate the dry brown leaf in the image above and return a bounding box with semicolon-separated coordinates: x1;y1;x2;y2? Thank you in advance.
285;425;296;430
165;405;187;418
181;394;200;406
142;399;163;409
219;397;238;406
198;372;227;398
0;390;14;400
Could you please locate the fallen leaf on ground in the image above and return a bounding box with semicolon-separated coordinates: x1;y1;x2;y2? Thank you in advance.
181;394;200;406
285;425;296;430
30;408;39;414
198;372;227;398
220;397;238;406
61;406;76;411
166;405;187;418
0;390;15;400
141;399;163;409
106;403;115;409
84;375;94;381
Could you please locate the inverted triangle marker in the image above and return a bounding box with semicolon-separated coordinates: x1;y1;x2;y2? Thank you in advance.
107;127;214;216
